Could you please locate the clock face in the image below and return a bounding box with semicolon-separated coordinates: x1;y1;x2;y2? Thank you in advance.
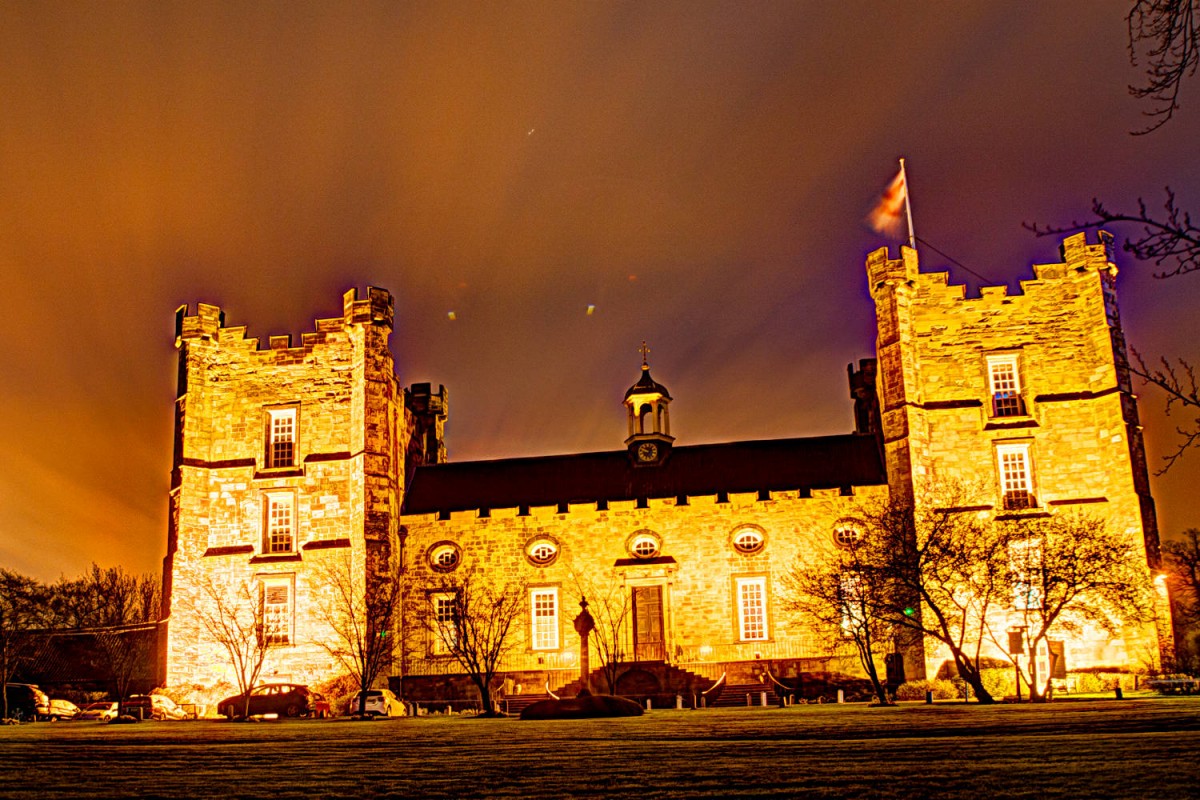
637;442;658;462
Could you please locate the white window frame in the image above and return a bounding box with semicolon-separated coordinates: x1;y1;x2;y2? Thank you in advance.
266;408;297;468
260;575;293;645
735;576;769;642
732;527;765;555
431;592;457;656
1009;537;1044;609
530;587;559;651
996;442;1036;510
263;491;295;553
987;355;1025;418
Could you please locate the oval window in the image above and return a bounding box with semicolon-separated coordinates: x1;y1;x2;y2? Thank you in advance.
428;542;461;572
833;526;863;548
732;527;765;554
630;533;661;559
526;539;559;567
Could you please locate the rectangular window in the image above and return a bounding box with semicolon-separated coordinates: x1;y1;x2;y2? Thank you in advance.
431;592;457;656
987;355;1026;418
264;492;295;553
735;576;768;641
838;573;864;637
266;408;297;468
1009;537;1043;609
531;588;559;651
997;443;1036;510
261;579;292;645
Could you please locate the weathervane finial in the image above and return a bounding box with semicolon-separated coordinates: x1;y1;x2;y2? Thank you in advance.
639;341;650;369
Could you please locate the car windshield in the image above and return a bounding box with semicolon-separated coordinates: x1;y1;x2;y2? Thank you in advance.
83;703;112;710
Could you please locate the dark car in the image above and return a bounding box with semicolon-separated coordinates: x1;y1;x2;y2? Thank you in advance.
218;683;317;719
4;683;49;722
120;694;189;721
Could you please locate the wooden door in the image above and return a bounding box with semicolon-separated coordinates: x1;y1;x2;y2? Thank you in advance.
632;585;665;662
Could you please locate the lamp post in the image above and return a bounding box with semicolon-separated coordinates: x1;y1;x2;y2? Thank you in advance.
574;597;596;696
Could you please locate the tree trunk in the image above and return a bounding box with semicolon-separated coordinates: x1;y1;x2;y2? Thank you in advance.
954;654;995;704
474;677;494;715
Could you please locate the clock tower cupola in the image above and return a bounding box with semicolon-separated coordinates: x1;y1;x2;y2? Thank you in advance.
624;342;674;466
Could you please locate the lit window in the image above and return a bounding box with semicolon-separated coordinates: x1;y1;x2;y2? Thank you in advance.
526;539;559;566
735;576;768;641
732;527;765;554
997;443;1036;510
833;524;864;548
630;533;661;559
531;588;559;650
264;493;294;553
431;592;457;655
266;408;297;468
261;579;292;645
1009;537;1043;609
838;573;864;636
987;355;1026;418
429;543;461;572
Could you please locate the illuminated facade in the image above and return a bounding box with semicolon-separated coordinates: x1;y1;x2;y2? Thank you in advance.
164;232;1165;701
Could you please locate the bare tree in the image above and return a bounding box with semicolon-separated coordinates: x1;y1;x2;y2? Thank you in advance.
0;570;48;721
420;570;525;715
992;513;1155;700
781;531;893;705
95;626;153;704
569;570;631;694
869;496;1011;704
186;577;278;720
312;551;403;717
1128;0;1200;134
1163;528;1200;626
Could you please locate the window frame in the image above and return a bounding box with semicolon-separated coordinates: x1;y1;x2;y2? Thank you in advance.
731;525;766;555
259;574;294;646
734;575;769;642
530;586;560;651
986;354;1027;418
427;542;462;573
1008;536;1044;609
262;490;297;554
996;442;1037;510
264;406;299;469
628;531;662;559
429;591;458;656
524;537;560;567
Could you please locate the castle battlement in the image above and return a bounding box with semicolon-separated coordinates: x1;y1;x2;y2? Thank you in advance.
174;286;394;355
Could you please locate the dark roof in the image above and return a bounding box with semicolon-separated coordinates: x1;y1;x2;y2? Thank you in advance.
624;366;671;400
402;434;886;516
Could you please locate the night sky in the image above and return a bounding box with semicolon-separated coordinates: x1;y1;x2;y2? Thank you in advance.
2;2;1198;582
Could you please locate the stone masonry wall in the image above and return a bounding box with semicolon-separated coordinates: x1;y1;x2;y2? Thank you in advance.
163;288;407;691
400;484;891;690
868;232;1165;676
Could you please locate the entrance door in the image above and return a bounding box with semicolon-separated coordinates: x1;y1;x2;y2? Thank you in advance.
632;585;665;662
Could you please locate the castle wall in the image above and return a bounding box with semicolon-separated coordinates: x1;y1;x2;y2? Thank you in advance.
400;485;890;689
163;288;408;690
867;232;1165;676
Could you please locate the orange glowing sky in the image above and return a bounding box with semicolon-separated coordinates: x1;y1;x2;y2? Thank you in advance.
1;2;1198;581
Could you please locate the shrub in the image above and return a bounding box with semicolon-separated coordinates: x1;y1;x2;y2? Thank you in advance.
895;679;958;700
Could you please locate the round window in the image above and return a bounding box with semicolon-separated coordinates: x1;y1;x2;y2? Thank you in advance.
630;533;661;559
833;525;864;548
525;538;559;567
428;542;461;572
732;526;765;554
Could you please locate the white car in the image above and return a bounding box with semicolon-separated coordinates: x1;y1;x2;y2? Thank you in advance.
46;699;79;720
344;689;406;717
76;701;118;721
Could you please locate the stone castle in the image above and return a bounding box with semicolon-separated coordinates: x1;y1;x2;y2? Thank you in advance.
162;232;1166;702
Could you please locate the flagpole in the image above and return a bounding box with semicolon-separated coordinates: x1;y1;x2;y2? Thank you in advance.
899;157;916;253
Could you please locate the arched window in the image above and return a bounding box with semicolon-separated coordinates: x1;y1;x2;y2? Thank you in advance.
629;531;661;559
638;403;653;434
732;526;766;555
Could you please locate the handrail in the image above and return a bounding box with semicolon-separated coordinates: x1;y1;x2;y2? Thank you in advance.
701;671;727;696
763;666;792;692
546;682;560;700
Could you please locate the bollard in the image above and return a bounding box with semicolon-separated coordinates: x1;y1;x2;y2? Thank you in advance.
925;690;933;705
746;693;752;706
837;689;844;704
700;696;707;709
676;694;683;710
1115;687;1124;700
760;691;768;707
645;698;652;710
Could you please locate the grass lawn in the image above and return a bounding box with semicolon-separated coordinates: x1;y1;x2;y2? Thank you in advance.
3;697;1199;799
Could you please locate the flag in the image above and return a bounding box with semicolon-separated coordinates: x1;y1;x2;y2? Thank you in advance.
867;168;907;238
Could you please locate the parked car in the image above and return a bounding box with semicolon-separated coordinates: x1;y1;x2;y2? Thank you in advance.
218;683;318;719
76;701;119;721
4;683;49;721
121;694;189;721
344;688;406;717
46;699;79;720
